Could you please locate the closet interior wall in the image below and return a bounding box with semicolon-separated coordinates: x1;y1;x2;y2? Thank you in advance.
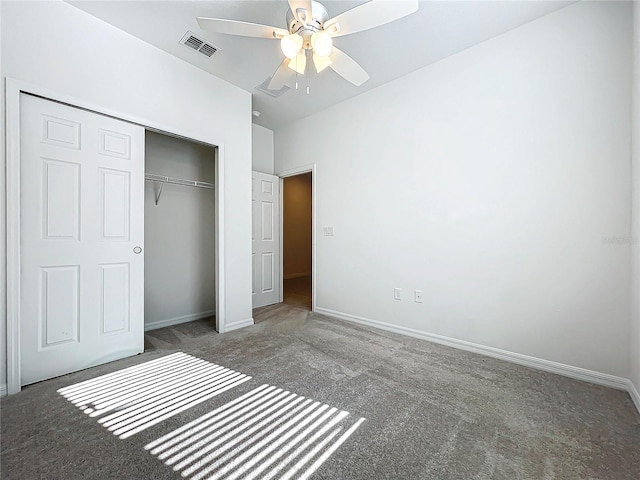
144;131;216;330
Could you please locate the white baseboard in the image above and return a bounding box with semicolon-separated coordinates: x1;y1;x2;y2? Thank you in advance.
314;307;631;393
0;384;7;397
225;317;254;332
144;310;215;332
283;272;311;280
628;380;640;414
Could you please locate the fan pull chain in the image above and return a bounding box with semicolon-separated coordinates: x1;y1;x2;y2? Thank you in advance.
293;53;299;90
306;73;310;95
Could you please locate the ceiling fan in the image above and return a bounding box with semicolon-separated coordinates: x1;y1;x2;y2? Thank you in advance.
197;0;419;91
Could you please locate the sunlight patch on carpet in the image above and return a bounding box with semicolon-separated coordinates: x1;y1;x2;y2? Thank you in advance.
145;384;365;480
57;352;251;439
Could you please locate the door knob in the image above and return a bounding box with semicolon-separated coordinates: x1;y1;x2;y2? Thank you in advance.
133;246;142;254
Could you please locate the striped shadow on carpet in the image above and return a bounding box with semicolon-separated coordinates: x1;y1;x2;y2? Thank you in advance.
57;352;252;439
145;384;365;480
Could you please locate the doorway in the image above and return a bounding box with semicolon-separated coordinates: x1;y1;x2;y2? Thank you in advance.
282;172;313;310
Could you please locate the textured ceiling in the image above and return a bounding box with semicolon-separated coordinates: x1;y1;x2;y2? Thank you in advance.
68;1;573;130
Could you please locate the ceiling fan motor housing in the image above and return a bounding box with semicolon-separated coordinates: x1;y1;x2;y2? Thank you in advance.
286;0;330;49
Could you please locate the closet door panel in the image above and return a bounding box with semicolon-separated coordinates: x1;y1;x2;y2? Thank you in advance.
41;115;81;149
42;159;81;240
99;129;131;159
40;265;80;347
99;168;131;241
20;93;145;387
100;263;131;334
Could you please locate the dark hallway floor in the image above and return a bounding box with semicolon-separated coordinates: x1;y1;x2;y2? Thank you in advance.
283;274;312;310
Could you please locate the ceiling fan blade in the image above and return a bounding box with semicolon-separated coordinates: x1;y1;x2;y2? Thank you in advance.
328;47;369;86
287;50;307;75
197;17;287;39
324;0;419;38
313;53;332;73
288;0;313;24
268;58;295;90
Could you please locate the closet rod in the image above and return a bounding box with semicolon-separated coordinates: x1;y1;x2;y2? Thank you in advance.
145;173;215;205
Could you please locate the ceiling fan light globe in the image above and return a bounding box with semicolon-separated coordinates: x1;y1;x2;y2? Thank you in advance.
281;33;303;58
311;31;332;57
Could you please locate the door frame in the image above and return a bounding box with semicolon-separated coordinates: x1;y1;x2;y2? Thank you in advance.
278;164;316;312
4;78;226;394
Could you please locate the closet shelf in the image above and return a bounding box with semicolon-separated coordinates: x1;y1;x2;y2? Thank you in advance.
145;173;215;205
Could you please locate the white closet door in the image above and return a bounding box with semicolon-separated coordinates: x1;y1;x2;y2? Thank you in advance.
20;94;145;386
252;171;281;308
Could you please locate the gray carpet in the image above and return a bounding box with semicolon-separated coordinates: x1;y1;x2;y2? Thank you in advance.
2;305;639;479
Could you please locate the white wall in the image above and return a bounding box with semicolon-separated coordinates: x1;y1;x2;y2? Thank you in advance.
0;0;253;391
631;1;640;402
144;132;216;328
283;173;312;278
0;1;6;396
252;124;274;175
275;1;633;378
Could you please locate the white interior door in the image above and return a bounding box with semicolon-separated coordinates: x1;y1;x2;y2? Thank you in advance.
252;171;280;308
20;94;145;386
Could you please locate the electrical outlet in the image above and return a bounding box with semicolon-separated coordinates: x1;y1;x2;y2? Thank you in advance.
394;288;402;300
414;290;423;303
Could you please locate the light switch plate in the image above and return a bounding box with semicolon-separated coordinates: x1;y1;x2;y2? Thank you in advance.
323;226;334;236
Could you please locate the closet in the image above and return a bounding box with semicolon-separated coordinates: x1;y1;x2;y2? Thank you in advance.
12;93;221;392
144;131;217;332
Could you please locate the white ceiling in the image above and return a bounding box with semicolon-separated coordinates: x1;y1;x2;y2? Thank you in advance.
68;0;573;130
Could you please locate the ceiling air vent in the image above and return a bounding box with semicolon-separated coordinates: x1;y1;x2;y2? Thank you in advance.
180;31;218;58
255;77;290;98
199;43;217;57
